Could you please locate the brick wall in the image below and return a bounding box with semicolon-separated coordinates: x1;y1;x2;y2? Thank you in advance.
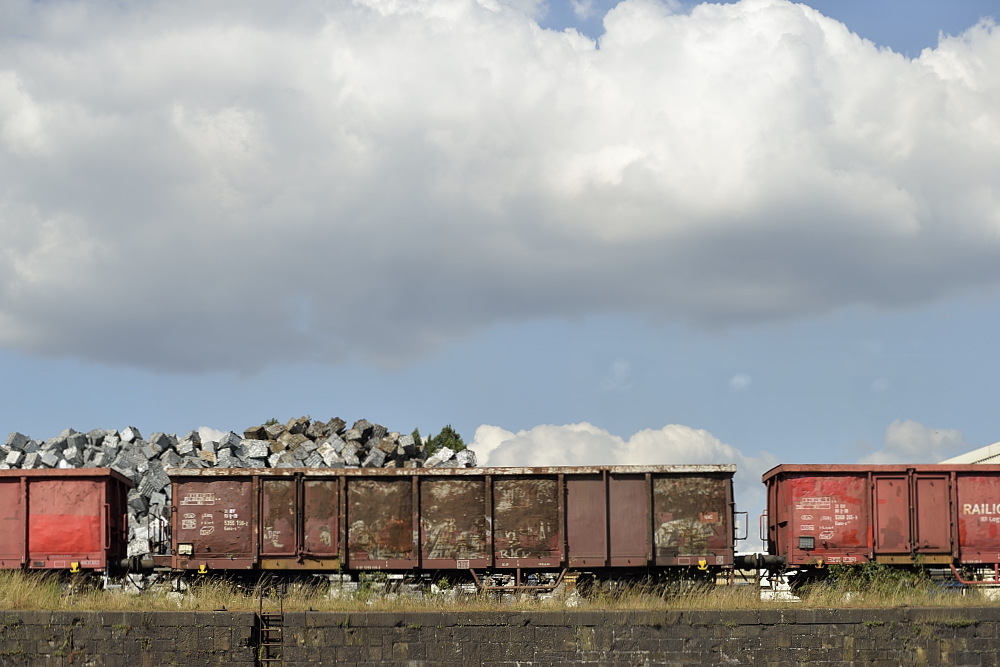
0;610;255;666
281;607;1000;666
2;607;999;666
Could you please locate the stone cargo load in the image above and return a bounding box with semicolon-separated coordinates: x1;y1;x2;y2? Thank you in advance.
1;417;476;558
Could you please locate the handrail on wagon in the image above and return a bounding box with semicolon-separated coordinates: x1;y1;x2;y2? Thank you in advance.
950;563;1000;586
734;511;748;541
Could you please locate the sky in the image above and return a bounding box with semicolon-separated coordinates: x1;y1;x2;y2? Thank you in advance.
2;0;999;546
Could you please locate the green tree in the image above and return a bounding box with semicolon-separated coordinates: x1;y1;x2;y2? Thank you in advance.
425;425;465;456
411;428;423;449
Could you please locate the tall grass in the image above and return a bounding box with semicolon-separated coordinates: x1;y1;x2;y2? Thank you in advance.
0;569;996;612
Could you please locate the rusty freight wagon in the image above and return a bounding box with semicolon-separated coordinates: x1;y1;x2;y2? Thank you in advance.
0;468;130;572
763;464;1000;581
165;465;738;584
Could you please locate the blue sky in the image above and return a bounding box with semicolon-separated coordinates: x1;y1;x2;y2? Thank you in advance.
2;0;999;529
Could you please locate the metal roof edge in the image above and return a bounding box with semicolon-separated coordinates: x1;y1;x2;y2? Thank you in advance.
763;462;1000;482
166;463;737;477
0;466;133;486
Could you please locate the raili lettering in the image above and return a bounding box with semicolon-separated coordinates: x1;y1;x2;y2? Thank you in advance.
963;503;1000;515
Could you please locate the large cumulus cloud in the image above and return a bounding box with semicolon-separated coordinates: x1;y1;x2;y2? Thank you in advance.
472;421;777;517
858;419;969;464
2;0;1000;371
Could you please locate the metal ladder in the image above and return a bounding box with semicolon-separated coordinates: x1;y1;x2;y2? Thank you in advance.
258;593;284;666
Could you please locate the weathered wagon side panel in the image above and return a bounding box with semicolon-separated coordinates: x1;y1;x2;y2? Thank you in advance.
767;471;871;566
566;474;607;567
0;476;25;568
912;473;950;553
29;480;103;558
609;474;649;566
956;474;1000;563
303;479;339;557
653;475;730;565
762;464;1000;569
420;477;488;567
347;477;415;568
173;478;254;568
492;477;561;567
0;470;130;572
261;478;296;555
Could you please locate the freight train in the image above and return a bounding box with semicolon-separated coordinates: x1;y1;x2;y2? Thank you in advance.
3;463;1000;587
0;465;739;587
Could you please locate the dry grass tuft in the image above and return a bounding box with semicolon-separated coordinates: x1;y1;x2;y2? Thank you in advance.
0;569;997;612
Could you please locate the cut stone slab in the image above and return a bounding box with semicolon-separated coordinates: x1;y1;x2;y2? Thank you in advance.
66;432;88;450
121;426;142;443
243;425;267;440
424;447;455;468
362;449;386;468
148;432;171;451
62;446;83;465
242;440;270;459
6;432;30;451
160;450;183;469
323;434;347;454
278;432;309;450
285;416;310;435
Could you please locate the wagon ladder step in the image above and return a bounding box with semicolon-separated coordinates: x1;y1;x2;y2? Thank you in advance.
258;610;284;665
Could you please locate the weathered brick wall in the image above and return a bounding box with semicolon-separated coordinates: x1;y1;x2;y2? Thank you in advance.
2;607;999;666
281;608;1000;666
0;610;255;667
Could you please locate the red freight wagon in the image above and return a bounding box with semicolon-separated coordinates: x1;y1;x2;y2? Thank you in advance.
166;465;737;579
0;468;130;571
764;464;1000;572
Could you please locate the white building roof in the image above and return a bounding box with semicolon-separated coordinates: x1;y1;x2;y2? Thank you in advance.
940;441;1000;465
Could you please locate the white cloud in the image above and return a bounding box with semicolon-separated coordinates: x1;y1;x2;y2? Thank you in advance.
729;373;752;391
870;378;891;391
600;359;634;391
1;1;1000;371
859;419;968;464
471;421;777;518
571;0;596;20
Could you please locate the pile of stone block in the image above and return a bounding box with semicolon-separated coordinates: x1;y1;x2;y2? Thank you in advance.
1;417;475;557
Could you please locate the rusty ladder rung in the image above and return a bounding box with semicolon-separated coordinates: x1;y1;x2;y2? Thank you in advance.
258;594;284;666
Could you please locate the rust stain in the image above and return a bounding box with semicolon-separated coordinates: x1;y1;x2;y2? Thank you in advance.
303;480;338;555
347;478;413;561
175;479;253;557
261;479;295;553
420;478;486;560
493;478;559;559
653;476;727;556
